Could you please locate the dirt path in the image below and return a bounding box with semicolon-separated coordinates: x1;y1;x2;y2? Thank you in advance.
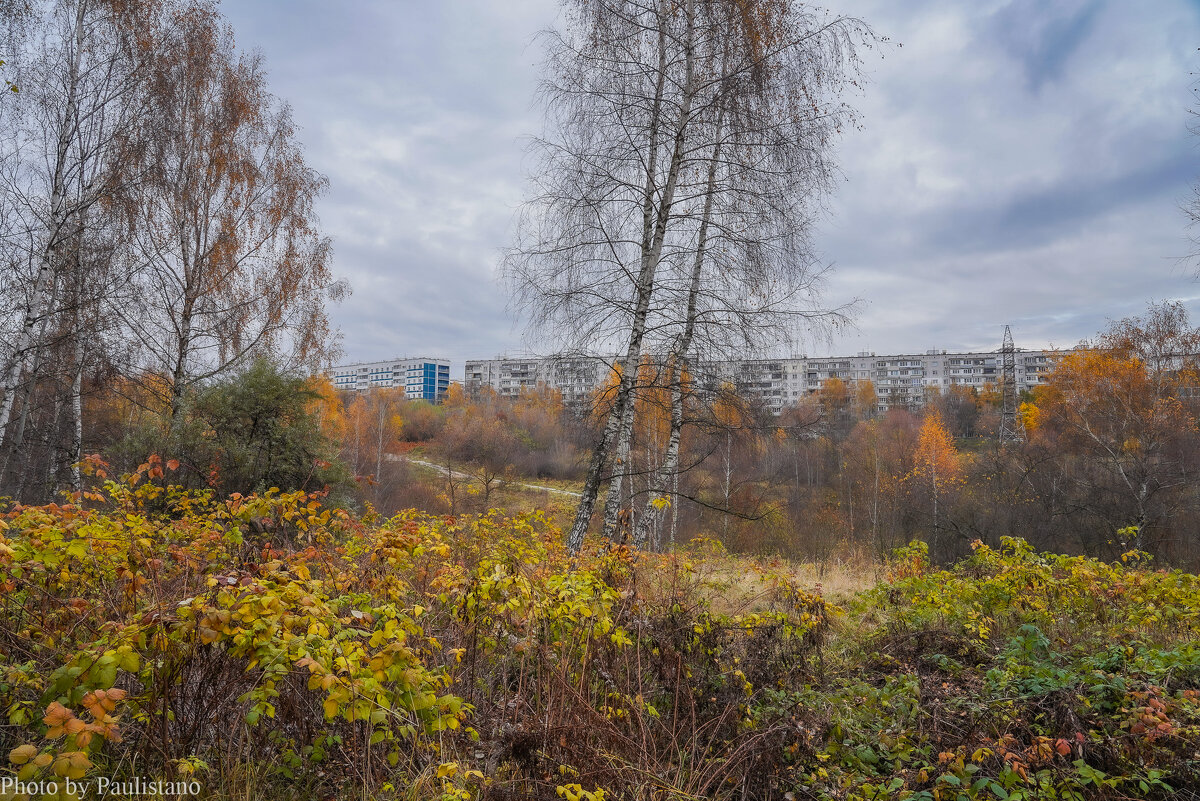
393;455;584;498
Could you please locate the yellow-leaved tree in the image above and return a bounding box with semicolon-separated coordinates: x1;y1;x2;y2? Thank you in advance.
906;410;965;561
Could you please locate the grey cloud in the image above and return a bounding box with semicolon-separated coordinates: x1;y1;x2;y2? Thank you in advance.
989;0;1102;92
810;0;1200;357
221;0;1200;371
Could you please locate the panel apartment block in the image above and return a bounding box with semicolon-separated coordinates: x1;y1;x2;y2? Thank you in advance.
464;348;1055;414
797;350;1053;412
464;355;611;407
328;357;451;401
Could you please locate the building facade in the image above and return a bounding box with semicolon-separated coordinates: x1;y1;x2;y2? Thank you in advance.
464;348;1056;414
464;355;611;407
772;350;1053;413
327;357;451;401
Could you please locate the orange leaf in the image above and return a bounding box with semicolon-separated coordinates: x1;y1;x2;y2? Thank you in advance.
43;702;72;728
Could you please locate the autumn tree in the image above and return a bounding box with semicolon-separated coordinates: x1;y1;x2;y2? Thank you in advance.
906;409;965;561
338;388;408;506
305;374;347;443
395;399;446;443
853;378;878;421
508;385;576;478
920;384;987;439
816;377;854;440
841;410;919;555
700;385;762;542
1023;302;1200;556
0;0;153;496
0;0;343;501
438;390;518;510
124;1;343;420
507;0;875;553
1099;299;1200;378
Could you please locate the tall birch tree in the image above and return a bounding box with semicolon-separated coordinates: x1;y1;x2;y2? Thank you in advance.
507;0;875;552
0;0;150;495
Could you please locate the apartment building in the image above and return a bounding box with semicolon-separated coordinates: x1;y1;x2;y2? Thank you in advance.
693;358;809;416
801;350;1054;411
464;348;1056;414
327;357;451;401
464;355;611;406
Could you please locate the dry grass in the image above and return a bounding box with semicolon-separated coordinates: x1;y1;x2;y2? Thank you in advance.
787;555;886;604
626;539;882;618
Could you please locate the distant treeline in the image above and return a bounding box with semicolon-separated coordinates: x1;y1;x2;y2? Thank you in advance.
13;297;1200;570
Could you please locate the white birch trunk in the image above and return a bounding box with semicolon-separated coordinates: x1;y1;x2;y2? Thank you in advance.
601;387;635;540
0;0;87;439
568;0;698;553
633;100;724;548
68;344;83;491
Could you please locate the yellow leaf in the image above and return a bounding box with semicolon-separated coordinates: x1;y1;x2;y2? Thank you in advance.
8;744;37;765
52;751;90;779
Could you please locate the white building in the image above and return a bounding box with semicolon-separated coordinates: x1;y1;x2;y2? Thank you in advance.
327;357;451;401
802;350;1053;412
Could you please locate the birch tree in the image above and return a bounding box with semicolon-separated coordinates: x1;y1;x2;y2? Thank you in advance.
1024;302;1200;557
507;0;874;552
0;0;150;495
124;2;343;420
906;410;964;562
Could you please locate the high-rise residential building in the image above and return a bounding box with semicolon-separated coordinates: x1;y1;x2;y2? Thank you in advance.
695;357;811;415
788;349;1054;413
464;354;611;407
464;347;1056;414
327;357;451;401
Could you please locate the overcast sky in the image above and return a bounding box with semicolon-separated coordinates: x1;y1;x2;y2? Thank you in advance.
222;0;1200;369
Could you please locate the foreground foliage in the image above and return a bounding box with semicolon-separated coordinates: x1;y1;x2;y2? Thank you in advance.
0;468;1196;799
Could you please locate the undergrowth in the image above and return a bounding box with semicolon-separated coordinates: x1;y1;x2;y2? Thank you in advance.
0;458;1196;799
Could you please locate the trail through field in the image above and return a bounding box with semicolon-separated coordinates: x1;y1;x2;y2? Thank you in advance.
392;455;583;498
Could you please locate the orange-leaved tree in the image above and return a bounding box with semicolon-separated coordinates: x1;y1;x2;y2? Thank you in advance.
841;411;919;555
1023;303;1200;555
128;2;344;420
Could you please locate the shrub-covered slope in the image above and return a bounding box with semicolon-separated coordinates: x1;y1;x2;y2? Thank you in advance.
0;464;1197;799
